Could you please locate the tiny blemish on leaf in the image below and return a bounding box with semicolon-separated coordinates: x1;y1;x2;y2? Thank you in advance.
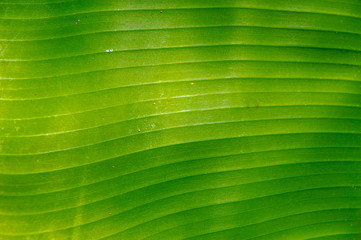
160;10;163;13
190;82;194;85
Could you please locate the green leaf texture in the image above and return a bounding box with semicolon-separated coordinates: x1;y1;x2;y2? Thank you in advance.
1;0;361;239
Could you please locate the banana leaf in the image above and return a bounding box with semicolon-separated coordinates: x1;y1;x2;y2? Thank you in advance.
0;0;361;239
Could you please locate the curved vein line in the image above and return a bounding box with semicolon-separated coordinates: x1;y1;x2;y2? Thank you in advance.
184;218;361;240
1;5;361;21
4;84;361;101
1;145;359;175
306;233;361;240
3;159;359;206
0;0;75;5
133;199;361;240
2;75;360;94
1;25;361;43
3;115;360;138
1;171;358;219
1;99;360;122
1;123;361;156
2;159;359;196
2;192;361;235
2;59;361;81
3;43;361;62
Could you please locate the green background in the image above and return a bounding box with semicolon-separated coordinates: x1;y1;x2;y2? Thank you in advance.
0;0;361;239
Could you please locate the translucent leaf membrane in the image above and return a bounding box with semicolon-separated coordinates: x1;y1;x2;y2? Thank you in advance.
0;1;360;239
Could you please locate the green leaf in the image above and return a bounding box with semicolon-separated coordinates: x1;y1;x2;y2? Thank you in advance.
1;1;361;239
